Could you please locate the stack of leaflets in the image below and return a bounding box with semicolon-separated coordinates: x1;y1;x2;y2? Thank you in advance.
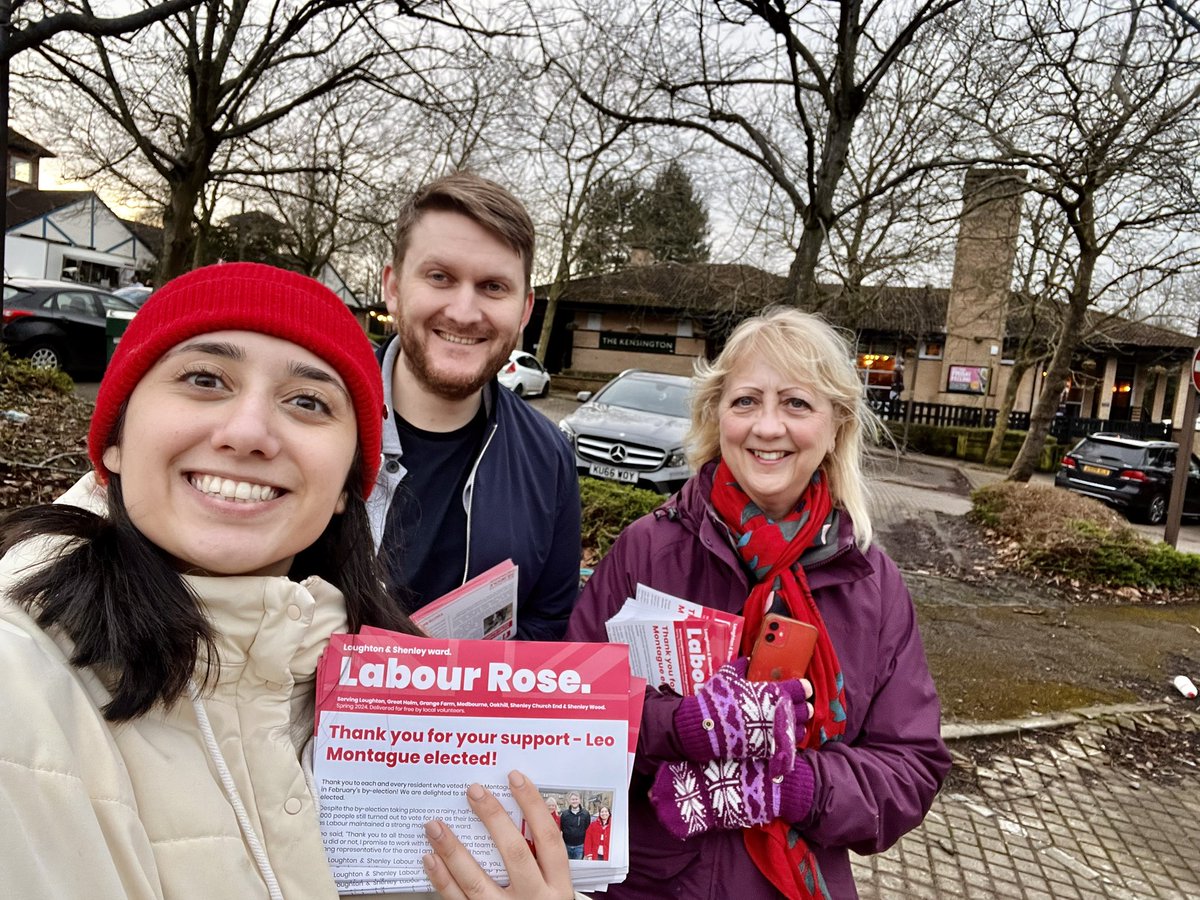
604;584;744;695
409;559;518;640
313;627;643;894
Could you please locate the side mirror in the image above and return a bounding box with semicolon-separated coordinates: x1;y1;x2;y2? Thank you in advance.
576;391;592;402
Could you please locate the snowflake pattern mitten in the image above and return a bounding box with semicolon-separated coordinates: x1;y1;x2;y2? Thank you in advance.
648;756;815;841
675;658;810;777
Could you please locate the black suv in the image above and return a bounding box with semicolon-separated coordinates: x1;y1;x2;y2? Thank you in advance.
1054;433;1200;524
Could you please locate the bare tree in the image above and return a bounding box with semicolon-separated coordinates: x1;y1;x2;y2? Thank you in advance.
983;194;1068;466
523;92;659;366
0;0;204;281
949;0;1200;482
224;92;398;280
822;25;968;295
20;0;498;282
547;0;964;307
249;51;530;302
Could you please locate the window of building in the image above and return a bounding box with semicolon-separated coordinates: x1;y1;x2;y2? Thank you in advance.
919;338;944;360
1001;336;1021;365
62;257;120;289
855;339;899;394
676;318;693;337
586;312;602;331
10;158;33;184
1109;360;1136;421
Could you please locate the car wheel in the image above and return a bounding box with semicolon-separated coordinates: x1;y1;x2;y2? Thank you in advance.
26;342;64;371
1144;494;1168;525
513;383;526;398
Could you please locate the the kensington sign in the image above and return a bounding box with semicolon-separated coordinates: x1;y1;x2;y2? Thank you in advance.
598;332;677;355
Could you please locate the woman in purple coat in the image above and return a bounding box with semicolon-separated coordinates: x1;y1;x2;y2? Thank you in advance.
566;307;950;899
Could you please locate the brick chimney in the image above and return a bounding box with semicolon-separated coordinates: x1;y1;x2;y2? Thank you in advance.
936;168;1026;404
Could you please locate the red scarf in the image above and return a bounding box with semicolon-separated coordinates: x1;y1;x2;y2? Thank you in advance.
710;460;847;900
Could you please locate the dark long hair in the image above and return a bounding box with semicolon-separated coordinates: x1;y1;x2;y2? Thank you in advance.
0;454;418;722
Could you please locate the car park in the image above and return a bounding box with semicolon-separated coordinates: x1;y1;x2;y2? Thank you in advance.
1054;433;1200;524
558;369;693;494
2;278;138;377
498;350;550;398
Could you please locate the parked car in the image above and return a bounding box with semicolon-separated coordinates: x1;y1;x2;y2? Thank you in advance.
112;284;154;306
2;278;138;376
1054;433;1200;524
558;369;693;494
498;349;550;398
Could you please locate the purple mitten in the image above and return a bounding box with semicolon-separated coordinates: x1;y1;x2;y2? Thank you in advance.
648;756;815;841
674;658;810;777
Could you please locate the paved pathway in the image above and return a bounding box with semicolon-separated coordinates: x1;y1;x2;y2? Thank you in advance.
852;708;1200;899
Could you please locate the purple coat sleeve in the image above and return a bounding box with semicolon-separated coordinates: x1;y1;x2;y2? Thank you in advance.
565;518;692;774
800;550;951;855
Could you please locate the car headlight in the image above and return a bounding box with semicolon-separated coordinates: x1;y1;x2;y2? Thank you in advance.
666;448;687;468
558;420;576;443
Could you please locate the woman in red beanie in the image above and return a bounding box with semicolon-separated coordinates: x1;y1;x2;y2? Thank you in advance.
0;263;574;900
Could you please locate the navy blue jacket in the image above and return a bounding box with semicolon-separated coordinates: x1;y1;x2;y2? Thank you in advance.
368;337;581;640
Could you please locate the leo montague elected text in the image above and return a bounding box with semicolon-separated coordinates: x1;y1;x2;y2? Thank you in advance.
325;645;618;769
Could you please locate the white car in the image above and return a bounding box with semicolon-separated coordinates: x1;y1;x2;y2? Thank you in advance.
498;350;551;398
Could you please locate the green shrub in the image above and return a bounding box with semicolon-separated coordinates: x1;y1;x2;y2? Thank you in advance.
884;422;961;456
882;423;1059;472
969;481;1200;594
0;350;74;395
580;477;664;559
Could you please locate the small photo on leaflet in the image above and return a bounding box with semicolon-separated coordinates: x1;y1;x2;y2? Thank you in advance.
482;606;511;639
524;786;615;862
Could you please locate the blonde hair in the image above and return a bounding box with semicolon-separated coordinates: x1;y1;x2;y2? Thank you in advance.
687;306;880;547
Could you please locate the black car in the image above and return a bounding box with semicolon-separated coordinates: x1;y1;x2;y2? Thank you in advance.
1054;433;1200;524
2;278;137;376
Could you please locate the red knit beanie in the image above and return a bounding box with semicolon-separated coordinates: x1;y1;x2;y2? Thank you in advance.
88;262;383;497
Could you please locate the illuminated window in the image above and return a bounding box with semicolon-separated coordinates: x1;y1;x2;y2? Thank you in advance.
856;349;897;391
10;159;33;183
919;339;944;360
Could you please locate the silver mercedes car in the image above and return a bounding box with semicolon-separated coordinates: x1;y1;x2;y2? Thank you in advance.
558;369;693;494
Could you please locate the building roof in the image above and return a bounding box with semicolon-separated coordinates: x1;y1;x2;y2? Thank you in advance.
539;261;1194;352
119;217;163;256
537;262;787;318
6;129;55;159
1083;310;1194;350
6;188;92;229
810;283;950;336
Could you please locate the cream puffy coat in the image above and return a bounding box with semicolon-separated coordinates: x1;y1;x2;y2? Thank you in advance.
0;475;434;900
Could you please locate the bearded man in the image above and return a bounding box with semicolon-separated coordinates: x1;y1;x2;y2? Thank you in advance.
368;172;581;640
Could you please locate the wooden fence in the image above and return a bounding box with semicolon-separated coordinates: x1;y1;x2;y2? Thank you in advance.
868;399;1172;443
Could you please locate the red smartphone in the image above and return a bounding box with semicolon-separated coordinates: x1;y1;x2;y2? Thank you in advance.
747;613;818;682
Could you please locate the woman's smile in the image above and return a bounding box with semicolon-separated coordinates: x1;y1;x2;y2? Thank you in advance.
187;472;283;503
